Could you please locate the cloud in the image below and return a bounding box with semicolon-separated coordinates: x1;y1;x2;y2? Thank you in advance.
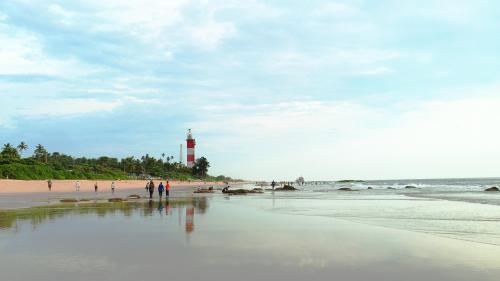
187;20;237;50
19;98;123;117
192;95;500;180
0;29;99;77
267;49;400;76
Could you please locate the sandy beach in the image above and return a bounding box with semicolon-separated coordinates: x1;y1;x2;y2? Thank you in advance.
0;179;225;194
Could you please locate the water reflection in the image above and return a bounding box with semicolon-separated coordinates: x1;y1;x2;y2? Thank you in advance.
0;197;208;234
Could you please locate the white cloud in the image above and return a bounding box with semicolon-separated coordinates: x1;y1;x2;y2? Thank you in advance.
193;95;500;180
82;0;240;51
267;49;400;76
187;20;237;50
0;30;99;77
19;98;123;117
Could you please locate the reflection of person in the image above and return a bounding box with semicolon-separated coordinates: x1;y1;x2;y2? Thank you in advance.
146;199;154;216
158;182;164;198
47;179;52;191
111;181;116;193
94;182;98;193
157;201;164;213
165;198;171;215
186;207;194;233
165;180;171;197
75;180;80;192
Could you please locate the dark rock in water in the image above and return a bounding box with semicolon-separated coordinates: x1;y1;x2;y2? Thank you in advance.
108;198;125;202
79;198;91;202
222;188;263;195
222;188;257;195
405;186;417;189
387;187;395;190
127;194;141;199
338;187;353;191
274;185;298;191
367;187;373;190
485;186;499;192
283;185;297;190
194;189;215;194
337;180;364;183
60;198;78;203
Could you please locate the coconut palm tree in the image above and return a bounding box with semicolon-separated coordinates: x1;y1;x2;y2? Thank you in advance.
33;144;48;163
17;141;28;157
1;143;20;159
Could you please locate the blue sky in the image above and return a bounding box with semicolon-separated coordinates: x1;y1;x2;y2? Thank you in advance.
1;0;500;180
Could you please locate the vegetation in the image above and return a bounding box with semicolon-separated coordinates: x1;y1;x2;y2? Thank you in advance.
0;142;239;181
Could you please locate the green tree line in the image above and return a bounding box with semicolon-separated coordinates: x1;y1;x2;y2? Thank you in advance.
0;142;236;181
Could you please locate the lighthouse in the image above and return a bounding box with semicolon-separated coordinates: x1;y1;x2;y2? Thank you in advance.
186;129;196;168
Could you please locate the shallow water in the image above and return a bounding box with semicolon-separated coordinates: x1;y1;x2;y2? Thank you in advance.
1;184;500;281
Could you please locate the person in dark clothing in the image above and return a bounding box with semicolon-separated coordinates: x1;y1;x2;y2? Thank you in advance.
271;180;276;190
158;182;164;198
148;180;155;199
94;182;98;192
47;179;52;191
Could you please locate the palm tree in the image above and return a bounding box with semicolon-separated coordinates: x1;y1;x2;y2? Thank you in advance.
33;144;48;163
161;153;165;160
1;143;20;159
17;141;28;157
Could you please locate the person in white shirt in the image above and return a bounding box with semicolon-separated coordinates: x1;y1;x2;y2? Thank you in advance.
111;181;116;193
75;180;80;192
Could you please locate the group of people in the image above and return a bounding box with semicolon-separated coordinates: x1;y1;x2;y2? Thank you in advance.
75;180;116;192
46;179;116;193
146;180;170;199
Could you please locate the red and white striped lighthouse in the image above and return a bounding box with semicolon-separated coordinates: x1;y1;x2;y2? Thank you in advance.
186;129;196;168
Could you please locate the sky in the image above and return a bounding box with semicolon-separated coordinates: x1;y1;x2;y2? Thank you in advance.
1;0;500;180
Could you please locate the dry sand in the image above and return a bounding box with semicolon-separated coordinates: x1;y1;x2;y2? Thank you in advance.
0;179;225;193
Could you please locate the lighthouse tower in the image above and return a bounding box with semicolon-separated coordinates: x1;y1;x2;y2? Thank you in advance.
186;129;196;168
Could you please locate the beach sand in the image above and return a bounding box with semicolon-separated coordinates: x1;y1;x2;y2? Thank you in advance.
0;179;225;194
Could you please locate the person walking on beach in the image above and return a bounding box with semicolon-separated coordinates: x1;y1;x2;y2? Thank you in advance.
94;182;98;193
111;181;116;193
148;180;155;199
47;179;52;191
271;180;276;191
75;180;80;192
165;180;171;197
158;182;164;198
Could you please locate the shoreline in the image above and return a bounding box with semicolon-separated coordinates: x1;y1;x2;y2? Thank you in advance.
0;179;227;194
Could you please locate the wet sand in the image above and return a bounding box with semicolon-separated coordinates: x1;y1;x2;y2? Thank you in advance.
0;184;499;281
0;179;225;194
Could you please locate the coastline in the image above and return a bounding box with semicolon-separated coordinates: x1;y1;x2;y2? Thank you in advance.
0;179;226;194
